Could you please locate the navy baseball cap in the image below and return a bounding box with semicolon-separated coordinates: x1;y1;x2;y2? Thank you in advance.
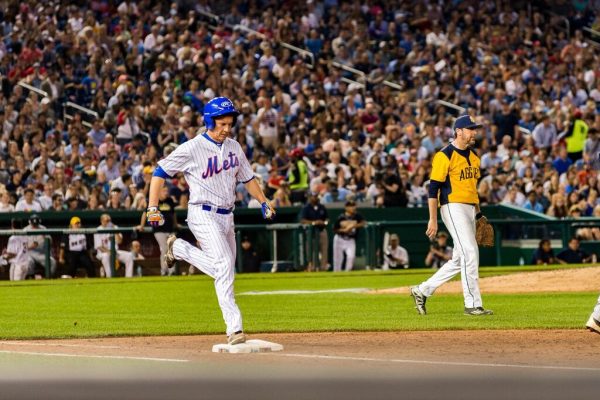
453;115;482;130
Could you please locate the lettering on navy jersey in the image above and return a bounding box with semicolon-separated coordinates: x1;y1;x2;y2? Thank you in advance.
459;166;479;181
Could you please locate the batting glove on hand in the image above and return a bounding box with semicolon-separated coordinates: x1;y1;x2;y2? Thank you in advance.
146;206;165;227
261;201;276;220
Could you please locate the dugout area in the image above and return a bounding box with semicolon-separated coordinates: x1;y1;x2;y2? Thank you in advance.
1;204;598;278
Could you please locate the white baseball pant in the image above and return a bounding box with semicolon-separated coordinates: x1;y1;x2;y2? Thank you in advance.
593;294;600;321
171;206;242;336
10;263;29;280
28;252;57;276
333;235;355;272
418;203;483;308
97;251;134;278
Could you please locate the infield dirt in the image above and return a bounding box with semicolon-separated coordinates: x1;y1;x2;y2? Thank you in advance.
371;266;600;295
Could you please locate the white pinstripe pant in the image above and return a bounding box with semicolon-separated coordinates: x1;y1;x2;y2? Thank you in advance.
593;294;600;321
172;206;242;336
418;203;483;309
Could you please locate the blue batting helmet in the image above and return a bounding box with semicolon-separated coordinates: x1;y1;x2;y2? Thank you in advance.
203;97;239;130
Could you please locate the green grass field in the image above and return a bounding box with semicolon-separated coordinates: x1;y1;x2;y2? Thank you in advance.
0;265;596;339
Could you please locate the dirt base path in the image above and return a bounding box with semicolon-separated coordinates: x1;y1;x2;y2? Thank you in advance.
373;266;600;295
0;331;599;399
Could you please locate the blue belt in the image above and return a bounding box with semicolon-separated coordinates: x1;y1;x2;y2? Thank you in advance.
201;204;233;215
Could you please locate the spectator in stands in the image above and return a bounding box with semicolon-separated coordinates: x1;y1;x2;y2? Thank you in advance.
532;115;557;151
531;239;558;265
59;216;96;278
493;101;520;146
382;233;409;270
584;128;599;170
256;97;280;151
382;163;408;207
561;110;589;162
0;190;15;212
556;237;595;264
523;191;545;213
15;188;42;212
480;145;503;173
322;180;351;204
547;194;569;219
553;147;574;175
271;184;292;208
287;148;309;205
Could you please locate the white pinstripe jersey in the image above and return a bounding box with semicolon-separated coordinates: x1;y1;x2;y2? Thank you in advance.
158;133;254;209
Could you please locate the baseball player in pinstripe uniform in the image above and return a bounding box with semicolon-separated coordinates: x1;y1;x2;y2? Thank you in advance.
146;97;275;345
410;115;493;316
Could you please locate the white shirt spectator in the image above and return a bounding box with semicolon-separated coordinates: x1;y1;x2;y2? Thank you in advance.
259;54;277;71
325;161;351;180
480;151;503;170
426;30;448;48
97;159;121;183
37;194;52;210
15;198;43;212
256;106;279;142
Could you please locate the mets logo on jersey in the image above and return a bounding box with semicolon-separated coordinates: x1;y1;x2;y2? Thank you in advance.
202;151;240;179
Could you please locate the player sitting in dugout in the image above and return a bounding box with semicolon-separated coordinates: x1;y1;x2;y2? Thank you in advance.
382;233;409;270
556;237;596;264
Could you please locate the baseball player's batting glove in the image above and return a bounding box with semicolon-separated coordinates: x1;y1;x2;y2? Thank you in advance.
146;206;165;227
261;201;276;220
475;213;494;247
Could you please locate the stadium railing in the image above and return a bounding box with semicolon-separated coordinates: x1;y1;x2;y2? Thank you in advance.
64;101;99;129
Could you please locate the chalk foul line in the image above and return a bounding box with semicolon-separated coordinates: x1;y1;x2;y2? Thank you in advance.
0;350;189;363
239;288;370;296
267;353;600;372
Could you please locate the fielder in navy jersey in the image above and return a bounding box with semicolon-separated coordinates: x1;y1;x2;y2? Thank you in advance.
145;97;275;345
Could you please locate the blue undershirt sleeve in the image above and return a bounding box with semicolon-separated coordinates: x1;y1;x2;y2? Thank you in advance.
152;166;172;179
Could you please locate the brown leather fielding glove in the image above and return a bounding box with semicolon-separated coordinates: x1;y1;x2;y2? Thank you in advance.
475;215;494;247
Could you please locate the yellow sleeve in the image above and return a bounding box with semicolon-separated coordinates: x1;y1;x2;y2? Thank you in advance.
430;152;450;182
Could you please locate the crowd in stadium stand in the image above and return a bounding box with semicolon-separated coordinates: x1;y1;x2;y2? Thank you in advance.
0;0;598;230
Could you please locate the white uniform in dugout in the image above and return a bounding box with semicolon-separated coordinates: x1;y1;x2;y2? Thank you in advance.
157;132;254;336
6;234;29;280
94;224;134;278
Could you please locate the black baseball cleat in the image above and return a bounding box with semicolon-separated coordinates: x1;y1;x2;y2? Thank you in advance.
164;234;177;269
586;316;600;334
464;307;494;316
410;286;427;315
